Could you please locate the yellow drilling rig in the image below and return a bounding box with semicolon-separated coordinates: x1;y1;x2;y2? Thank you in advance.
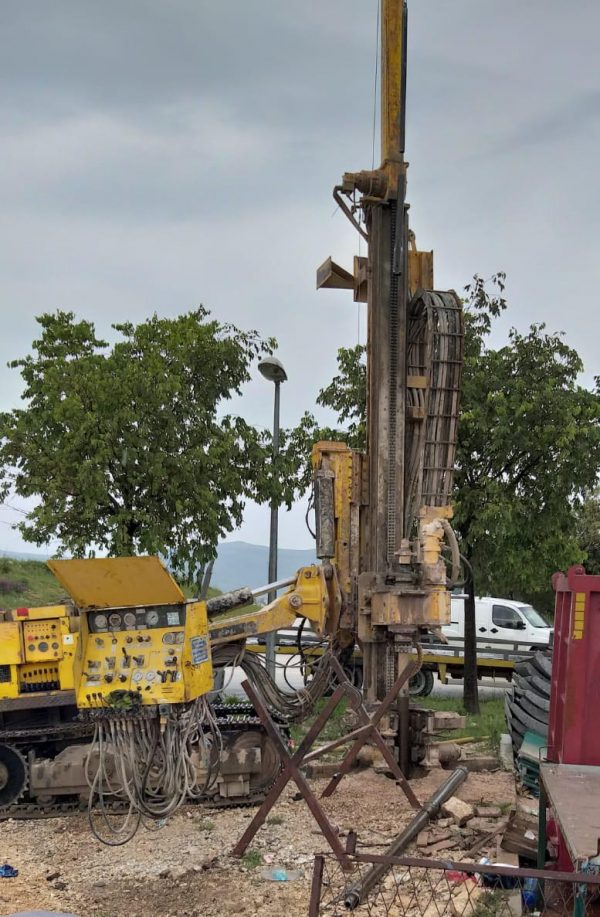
0;0;463;828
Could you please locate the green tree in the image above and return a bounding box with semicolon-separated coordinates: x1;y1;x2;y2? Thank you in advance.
304;277;600;607
575;488;600;575
0;309;299;578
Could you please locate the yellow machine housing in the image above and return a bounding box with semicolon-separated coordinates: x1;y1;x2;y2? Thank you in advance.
48;556;213;709
0;605;77;700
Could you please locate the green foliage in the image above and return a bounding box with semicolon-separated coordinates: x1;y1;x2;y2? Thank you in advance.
575;488;600;574
316;344;366;449
289;696;349;748
419;696;505;751
455;276;600;605
298;275;600;605
241;849;263;869
266;814;285;826
0;558;66;610
0;309;305;577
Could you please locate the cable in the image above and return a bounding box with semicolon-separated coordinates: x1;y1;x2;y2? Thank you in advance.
212;643;337;723
85;695;222;845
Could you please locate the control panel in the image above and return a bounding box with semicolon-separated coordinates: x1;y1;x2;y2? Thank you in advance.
77;601;212;709
88;605;184;633
0;606;77;701
23;619;65;662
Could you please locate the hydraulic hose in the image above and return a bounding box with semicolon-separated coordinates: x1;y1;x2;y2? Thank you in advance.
441;518;461;588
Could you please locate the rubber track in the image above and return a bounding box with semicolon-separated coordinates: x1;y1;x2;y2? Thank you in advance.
0;702;286;821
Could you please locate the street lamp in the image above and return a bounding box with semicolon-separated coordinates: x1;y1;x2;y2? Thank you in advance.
258;356;288;680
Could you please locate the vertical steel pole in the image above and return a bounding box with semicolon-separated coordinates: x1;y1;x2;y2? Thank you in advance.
265;379;281;679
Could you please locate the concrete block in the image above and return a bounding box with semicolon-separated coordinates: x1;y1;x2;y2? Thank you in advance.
474;805;502;818
441;796;474;826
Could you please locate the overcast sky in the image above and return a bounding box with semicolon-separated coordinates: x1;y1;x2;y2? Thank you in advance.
1;0;598;556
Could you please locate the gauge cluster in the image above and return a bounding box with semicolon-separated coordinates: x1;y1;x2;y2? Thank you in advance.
90;605;183;633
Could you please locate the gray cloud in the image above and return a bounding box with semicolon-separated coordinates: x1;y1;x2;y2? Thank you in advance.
0;0;598;554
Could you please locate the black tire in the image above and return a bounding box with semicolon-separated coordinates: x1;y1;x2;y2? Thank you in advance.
409;669;434;697
532;652;552;679
531;674;551;698
507;697;548;738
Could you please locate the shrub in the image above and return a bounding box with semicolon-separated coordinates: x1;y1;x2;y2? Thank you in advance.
0;579;27;595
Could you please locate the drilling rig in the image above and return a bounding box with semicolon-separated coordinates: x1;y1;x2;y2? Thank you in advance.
313;0;463;770
0;0;463;821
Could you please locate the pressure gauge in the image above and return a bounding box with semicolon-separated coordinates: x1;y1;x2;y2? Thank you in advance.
123;612;136;629
145;671;156;682
162;632;176;645
109;613;121;629
132;670;144;683
145;609;160;627
95;614;108;631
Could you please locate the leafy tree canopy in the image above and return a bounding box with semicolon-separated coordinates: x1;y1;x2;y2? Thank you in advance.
300;276;600;608
0;309;303;578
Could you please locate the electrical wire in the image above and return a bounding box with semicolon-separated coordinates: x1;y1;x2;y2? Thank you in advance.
85;695;222;845
212;643;336;723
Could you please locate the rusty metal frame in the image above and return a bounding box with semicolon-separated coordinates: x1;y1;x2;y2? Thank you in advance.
231;678;353;868
232;655;421;867
320;656;420;807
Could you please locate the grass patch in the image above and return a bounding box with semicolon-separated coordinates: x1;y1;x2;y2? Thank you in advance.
414;696;505;752
289;696;349;747
266;814;284;826
196;817;215;833
0;558;66;610
0;557;226;612
241;849;263;869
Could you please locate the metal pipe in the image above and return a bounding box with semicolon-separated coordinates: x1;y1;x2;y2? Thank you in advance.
344;766;468;909
251;575;296;599
206;587;254;616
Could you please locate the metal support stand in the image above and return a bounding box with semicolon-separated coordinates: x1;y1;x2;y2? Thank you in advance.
320;656;420;807
231;654;422;867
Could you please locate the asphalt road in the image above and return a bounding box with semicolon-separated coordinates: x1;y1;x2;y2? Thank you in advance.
216;653;509;702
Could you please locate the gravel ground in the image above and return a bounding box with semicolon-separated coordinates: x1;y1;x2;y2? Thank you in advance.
0;768;515;917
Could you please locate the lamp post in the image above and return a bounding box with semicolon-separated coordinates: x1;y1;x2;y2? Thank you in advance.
258;356;288;680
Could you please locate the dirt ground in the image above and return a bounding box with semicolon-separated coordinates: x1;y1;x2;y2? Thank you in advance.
0;767;515;917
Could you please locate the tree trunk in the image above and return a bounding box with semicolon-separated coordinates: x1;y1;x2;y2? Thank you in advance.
463;559;480;714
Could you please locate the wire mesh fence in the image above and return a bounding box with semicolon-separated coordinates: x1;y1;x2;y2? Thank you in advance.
309;853;600;917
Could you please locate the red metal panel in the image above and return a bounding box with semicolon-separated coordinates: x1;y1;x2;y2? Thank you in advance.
549;566;600;766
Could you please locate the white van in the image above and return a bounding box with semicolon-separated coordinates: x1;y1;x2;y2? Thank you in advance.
443;595;553;651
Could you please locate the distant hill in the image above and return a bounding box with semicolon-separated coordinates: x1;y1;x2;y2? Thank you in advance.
0;548;51;561
211;541;315;592
0;541;316;605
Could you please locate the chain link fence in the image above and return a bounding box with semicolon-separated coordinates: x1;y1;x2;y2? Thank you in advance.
309;853;600;917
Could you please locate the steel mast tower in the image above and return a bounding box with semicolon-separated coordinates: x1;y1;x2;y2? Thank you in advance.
315;0;463;770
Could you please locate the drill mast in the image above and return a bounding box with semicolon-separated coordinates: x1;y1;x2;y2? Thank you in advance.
315;0;463;749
